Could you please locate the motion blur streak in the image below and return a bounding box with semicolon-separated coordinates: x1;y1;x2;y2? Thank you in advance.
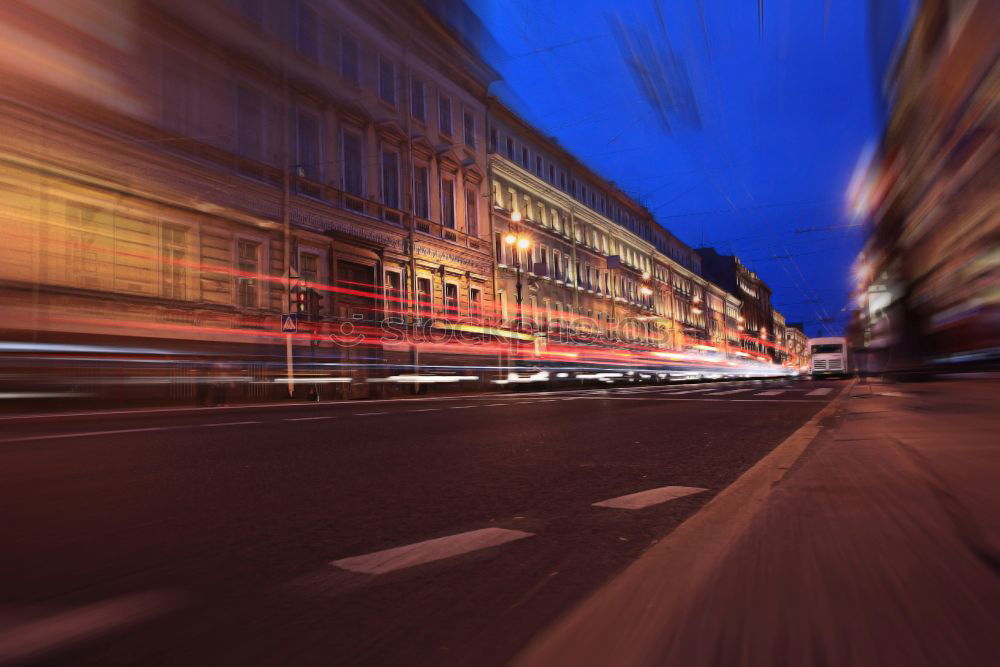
849;0;1000;377
0;0;812;412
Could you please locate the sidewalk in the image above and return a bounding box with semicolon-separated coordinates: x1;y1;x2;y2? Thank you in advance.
517;378;1000;666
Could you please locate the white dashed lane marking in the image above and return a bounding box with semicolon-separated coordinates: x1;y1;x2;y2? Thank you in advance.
0;426;180;444
705;388;754;395
354;412;388;417
755;390;785;396
284;416;337;422
330;527;534;574
593;486;708;510
807;388;832;396
204;421;260;427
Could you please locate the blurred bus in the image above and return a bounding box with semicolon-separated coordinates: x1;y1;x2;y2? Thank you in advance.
809;337;851;378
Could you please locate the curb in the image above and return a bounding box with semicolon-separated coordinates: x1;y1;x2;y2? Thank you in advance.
514;379;857;667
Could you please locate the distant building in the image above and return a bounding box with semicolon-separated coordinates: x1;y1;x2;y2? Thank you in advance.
785;322;810;371
696;248;775;361
487;101;713;350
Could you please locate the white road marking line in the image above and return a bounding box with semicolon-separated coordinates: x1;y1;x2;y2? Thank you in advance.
0;589;185;664
407;408;440;413
0;426;180;444
331;527;534;574
705;389;754;395
283;416;337;421
204;421;260;427
807;388;832;396
593;486;708;510
449;405;474;409
482;403;508;407
354;412;388;416
755;390;785;396
572;396;820;403
666;388;718;394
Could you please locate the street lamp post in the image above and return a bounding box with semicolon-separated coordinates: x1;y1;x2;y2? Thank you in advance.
503;214;530;332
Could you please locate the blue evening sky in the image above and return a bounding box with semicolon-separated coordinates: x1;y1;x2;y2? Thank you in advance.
471;0;915;337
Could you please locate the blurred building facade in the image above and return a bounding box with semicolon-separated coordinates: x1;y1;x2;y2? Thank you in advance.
0;0;789;403
0;0;498;395
852;0;999;373
488;101;732;352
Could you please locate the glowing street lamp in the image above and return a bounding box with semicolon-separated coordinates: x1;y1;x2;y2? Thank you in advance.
503;232;532;329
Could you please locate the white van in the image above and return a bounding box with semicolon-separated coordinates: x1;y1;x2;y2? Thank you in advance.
809;336;850;378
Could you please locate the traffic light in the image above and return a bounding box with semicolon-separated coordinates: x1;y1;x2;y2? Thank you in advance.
291;280;306;314
306;288;323;321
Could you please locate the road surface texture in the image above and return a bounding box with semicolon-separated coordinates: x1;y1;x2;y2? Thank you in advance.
0;378;842;665
517;378;1000;667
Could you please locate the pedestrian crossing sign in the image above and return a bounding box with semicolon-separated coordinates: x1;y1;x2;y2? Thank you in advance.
281;313;298;332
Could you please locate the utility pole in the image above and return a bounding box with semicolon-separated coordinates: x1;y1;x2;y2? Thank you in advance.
281;60;294;399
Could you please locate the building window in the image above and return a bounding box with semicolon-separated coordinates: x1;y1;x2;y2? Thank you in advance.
440;177;455;228
237;240;260;308
505;137;514;159
463;109;475;147
489;127;498;152
535;155;543;178
464;186;478;236
438;95;452;135
296;110;320;181
469;287;482;319
548;164;555;183
411;77;425;121
378;55;396;105
236;84;264;163
413;164;429;218
300;251;319;283
521;146;529;168
560;171;567;190
570;179;577;197
296;2;318;60
161;224;187;300
380;148;400;209
341;34;360;84
342;129;363;196
417;276;432;316
385;270;403;321
444;282;459;316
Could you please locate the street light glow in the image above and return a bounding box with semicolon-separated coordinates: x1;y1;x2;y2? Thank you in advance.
516;237;531;250
510;210;522;222
504;233;517;245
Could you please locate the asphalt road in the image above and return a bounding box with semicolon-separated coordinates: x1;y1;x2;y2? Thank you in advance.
0;378;845;666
